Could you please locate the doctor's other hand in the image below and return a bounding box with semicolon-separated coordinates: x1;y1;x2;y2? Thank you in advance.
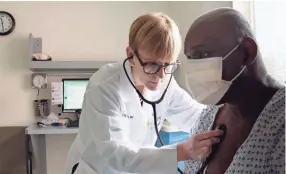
177;129;223;161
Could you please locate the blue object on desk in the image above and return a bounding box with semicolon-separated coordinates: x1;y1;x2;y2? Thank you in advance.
155;130;189;174
51;122;63;126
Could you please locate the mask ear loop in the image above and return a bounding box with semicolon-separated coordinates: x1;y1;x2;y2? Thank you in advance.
236;38;259;78
230;47;257;83
249;46;259;66
222;43;241;61
230;66;246;83
222;42;246;83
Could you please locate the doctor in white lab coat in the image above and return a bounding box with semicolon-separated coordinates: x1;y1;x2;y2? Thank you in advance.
65;12;223;174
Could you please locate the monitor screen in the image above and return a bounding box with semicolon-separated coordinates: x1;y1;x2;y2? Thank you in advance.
62;79;89;112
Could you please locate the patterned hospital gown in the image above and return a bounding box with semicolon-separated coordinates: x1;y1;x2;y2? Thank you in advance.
185;87;285;174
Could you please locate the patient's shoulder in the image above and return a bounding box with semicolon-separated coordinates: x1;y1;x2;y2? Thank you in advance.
266;87;285;114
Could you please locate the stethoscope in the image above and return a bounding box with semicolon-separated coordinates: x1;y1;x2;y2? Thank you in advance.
70;58;183;174
123;57;185;174
70;58;225;174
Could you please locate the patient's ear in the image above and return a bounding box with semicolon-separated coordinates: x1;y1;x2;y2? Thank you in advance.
126;46;135;66
242;36;257;66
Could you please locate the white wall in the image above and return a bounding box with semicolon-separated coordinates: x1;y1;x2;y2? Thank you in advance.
0;1;232;174
169;1;232;43
0;1;170;127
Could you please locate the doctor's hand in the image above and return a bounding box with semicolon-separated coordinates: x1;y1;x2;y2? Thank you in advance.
177;129;223;161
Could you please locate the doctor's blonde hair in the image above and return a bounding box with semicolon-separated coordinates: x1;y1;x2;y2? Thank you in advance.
129;12;182;62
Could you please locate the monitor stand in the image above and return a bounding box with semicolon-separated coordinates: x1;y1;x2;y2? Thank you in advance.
67;119;79;127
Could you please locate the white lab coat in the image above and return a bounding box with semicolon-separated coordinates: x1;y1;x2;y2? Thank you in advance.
65;60;206;174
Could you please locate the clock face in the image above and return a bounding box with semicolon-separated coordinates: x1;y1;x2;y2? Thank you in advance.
0;11;15;36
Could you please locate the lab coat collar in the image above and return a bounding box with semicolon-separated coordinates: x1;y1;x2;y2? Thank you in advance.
119;59;140;102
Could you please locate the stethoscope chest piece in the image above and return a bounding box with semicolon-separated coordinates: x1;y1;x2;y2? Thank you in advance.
215;124;227;141
195;124;227;174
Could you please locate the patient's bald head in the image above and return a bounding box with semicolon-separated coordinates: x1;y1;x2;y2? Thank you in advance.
184;8;264;81
185;8;254;46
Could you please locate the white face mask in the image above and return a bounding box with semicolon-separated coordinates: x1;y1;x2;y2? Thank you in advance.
183;43;246;105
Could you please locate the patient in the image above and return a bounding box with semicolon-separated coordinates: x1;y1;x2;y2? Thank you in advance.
182;8;285;174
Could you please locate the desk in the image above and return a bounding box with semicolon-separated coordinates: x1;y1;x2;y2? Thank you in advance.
25;124;78;174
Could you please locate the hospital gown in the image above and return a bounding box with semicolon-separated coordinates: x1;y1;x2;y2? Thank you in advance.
185;87;285;174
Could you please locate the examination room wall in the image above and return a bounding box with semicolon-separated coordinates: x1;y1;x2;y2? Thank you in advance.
0;1;232;174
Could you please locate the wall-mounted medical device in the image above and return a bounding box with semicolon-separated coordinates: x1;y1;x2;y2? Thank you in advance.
32;73;47;89
34;99;49;117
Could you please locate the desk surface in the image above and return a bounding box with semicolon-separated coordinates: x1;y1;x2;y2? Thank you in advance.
25;124;78;135
25;124;185;135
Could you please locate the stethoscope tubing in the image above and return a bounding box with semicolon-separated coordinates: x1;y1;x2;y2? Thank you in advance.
123;58;184;174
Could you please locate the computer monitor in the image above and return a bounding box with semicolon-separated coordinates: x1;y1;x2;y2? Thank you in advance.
62;78;89;113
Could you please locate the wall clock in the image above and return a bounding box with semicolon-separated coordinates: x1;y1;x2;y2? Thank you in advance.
0;11;16;36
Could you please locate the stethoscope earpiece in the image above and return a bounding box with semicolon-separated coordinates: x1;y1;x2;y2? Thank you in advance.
127;56;135;66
